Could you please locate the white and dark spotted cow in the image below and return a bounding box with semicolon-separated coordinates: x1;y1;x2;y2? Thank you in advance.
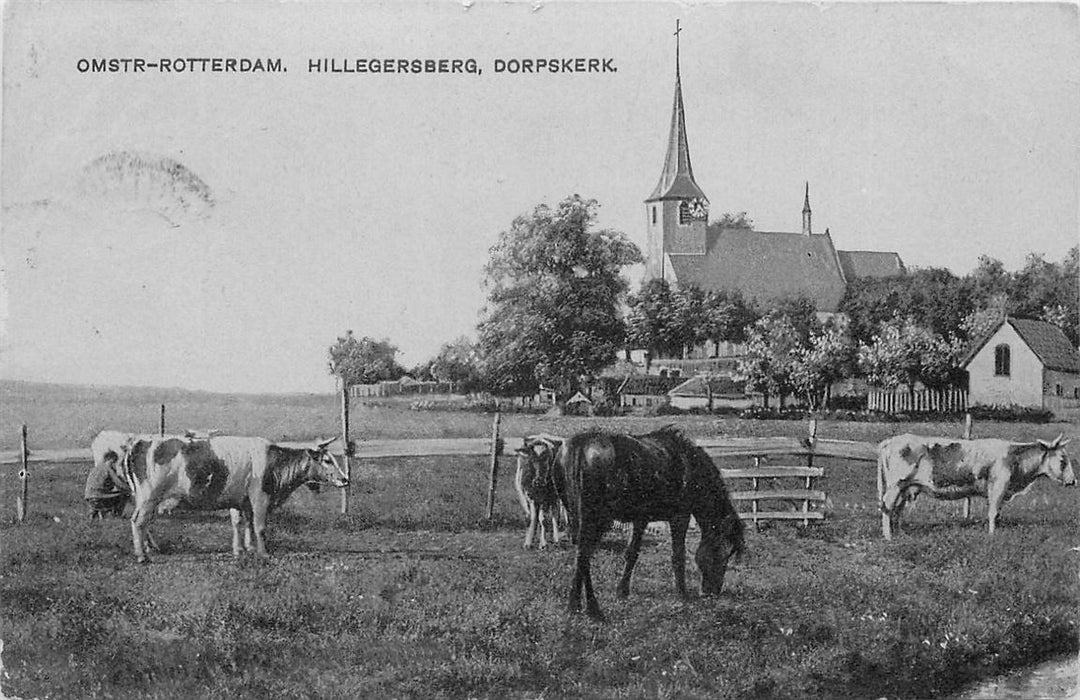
877;433;1075;538
121;435;347;562
514;434;568;549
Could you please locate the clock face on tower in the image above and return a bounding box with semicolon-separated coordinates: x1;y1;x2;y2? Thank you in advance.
688;198;708;220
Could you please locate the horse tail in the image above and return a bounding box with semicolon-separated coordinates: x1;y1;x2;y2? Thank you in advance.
877;438;889;511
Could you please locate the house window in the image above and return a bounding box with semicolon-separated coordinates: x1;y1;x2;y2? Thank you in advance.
1056;384;1063;397
1074;387;1079;399
652;206;657;225
993;344;1010;376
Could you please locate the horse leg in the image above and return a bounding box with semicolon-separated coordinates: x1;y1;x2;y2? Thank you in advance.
617;519;647;599
569;520;605;621
669;514;691;598
880;482;905;539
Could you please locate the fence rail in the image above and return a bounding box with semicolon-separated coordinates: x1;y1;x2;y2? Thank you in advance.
867;387;967;414
4;421;885;529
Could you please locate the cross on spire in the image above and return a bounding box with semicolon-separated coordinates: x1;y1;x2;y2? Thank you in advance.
674;20;682;77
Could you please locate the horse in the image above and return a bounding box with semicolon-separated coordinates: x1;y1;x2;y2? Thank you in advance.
554;426;745;620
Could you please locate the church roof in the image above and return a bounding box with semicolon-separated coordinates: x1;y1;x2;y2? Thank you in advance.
647;38;707;203
837;250;907;279
668;228;849;312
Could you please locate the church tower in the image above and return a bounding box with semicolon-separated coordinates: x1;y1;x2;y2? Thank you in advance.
645;21;709;282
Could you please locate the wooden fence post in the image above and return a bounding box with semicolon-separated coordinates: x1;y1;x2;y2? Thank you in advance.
804;419;818;527
750;456;761;532
485;412;502;520
160;404;166;436
16;425;29;523
340;380;351;515
962;413;973;519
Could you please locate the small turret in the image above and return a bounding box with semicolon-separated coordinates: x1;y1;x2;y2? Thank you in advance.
802;182;812;236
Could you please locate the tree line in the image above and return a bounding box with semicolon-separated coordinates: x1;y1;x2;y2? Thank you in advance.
329;195;1078;407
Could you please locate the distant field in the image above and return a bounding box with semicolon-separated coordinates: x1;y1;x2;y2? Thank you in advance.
1;380;1078;698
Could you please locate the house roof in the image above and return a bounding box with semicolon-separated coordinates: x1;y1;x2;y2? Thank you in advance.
669;376;746;398
668;228;848;312
618;375;686;395
962;317;1080;373
837;250;907;279
566;391;592;404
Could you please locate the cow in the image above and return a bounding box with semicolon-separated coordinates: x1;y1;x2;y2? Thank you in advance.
514;434;569;549
877;433;1075;539
120;434;347;562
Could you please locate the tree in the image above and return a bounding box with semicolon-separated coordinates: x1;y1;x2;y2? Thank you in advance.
327;331;405;386
477;195;642;398
840;268;970;345
738;312;804;409
626;278;682;364
430;336;483;392
711;211;755;230
857;316;963;397
791;317;856;410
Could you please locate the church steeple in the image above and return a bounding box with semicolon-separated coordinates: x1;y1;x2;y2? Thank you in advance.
647;20;707;203
802;181;812;235
644;21;709;282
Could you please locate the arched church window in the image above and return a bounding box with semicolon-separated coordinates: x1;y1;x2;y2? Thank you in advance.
652;206;657;224
994;344;1010;377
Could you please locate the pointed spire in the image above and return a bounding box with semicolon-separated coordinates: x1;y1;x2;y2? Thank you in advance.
647;20;707;203
802;181;812;235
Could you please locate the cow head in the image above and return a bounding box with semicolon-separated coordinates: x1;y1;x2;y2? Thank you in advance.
515;434;564;474
303;437;349;491
1038;434;1075;486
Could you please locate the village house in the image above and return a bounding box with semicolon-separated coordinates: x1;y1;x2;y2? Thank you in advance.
667;376;752;411
962;317;1080;417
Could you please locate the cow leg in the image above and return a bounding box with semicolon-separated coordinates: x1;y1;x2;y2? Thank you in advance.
549;505;563;545
230;509;247;558
617;519;647;599
538;504;551;550
669;514;691;598
986;479;1008;535
880;483;906;540
129;496;159;563
523;501;538;549
250;493;271;557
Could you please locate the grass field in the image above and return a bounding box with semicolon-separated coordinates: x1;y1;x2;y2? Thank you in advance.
1;382;1078;698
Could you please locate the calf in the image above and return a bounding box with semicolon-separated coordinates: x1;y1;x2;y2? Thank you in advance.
878;433;1074;538
514;434;567;549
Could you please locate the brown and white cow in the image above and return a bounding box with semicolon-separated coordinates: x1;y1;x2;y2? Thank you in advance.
120;435;347;562
514;434;568;549
877;433;1075;538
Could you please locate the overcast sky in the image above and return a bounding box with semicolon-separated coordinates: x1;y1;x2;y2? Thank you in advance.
2;1;1077;394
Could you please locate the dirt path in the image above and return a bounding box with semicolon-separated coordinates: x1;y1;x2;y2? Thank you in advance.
954;654;1078;699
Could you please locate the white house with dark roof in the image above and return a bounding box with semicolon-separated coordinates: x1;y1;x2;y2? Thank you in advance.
962;317;1080;414
643;31;903;317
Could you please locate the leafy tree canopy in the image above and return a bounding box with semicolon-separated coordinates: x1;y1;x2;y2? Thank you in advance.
328;331;405;386
477;195;641;398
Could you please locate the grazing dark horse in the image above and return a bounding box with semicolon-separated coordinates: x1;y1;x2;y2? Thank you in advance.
555;427;745;620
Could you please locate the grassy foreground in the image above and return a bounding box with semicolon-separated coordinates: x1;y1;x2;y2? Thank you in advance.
1;388;1078;698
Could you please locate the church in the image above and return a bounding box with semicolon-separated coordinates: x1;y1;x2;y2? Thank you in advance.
644;29;904;319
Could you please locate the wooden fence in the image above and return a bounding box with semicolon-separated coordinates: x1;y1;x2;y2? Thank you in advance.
5;415;882;530
867;387;967;414
699;420;876;527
